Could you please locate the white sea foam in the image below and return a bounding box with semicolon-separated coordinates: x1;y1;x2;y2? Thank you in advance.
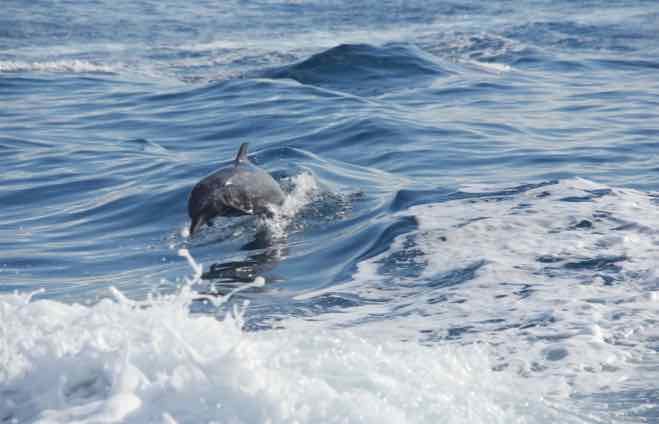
261;171;319;238
301;178;659;405
278;172;319;218
0;260;570;424
467;60;512;73
436;31;527;62
0;60;117;74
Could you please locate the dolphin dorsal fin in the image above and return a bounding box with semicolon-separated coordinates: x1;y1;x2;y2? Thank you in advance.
235;143;249;165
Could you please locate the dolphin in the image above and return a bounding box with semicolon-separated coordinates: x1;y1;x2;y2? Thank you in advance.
187;143;285;236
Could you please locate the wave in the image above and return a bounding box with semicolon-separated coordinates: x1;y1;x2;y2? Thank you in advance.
262;43;450;96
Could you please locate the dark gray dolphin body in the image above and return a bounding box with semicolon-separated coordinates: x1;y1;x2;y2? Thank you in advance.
187;143;285;236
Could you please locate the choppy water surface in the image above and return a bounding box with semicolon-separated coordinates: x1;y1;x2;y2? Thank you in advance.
2;1;659;422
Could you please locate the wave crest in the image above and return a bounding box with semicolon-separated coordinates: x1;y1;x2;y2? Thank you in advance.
263;43;449;96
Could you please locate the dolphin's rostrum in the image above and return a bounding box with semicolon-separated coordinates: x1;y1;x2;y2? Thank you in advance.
188;143;285;236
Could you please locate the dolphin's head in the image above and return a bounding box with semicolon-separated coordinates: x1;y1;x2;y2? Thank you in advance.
188;182;216;237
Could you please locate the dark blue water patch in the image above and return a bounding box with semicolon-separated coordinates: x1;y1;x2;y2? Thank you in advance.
374;235;425;280
241;286;393;329
192;114;291;144
390;187;455;212
77;113;157;132
391;181;561;213
497;282;535;300
536;254;627;285
201;254;276;284
610;222;642;232
0;76;66;96
553;102;604;113
139;81;222;104
519;311;557;330
431;81;526;98
285;114;417;159
0;177;118;207
1;76;140;115
422;260;485;289
570;219;593;230
588;58;659;71
443;325;476;341
562;255;626;272
483;180;560;197
352;216;418;265
65;187;188;235
294;292;368;316
528;153;622;166
457;216;492;228
0;254;78;273
262;43;450;96
116;79;380;154
301;215;409;284
567;89;649;102
0;136;53;151
464;120;528;137
560;188;612;202
524;56;594;73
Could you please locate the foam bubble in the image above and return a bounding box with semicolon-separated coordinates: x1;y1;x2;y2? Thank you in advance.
180;226;190;239
0;60;117;74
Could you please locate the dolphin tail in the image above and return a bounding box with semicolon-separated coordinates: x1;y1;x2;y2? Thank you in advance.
235;143;249;165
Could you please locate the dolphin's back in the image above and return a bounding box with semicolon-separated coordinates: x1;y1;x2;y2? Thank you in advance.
221;162;285;214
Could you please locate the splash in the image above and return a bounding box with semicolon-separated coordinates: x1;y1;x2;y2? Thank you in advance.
279;172;320;217
260;171;319;238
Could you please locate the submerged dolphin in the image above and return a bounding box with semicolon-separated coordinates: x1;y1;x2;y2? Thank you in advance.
187;143;285;236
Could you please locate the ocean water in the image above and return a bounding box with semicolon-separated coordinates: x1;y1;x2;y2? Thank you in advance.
2;0;659;422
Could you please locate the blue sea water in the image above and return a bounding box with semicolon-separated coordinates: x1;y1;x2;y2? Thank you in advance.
2;1;659;422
